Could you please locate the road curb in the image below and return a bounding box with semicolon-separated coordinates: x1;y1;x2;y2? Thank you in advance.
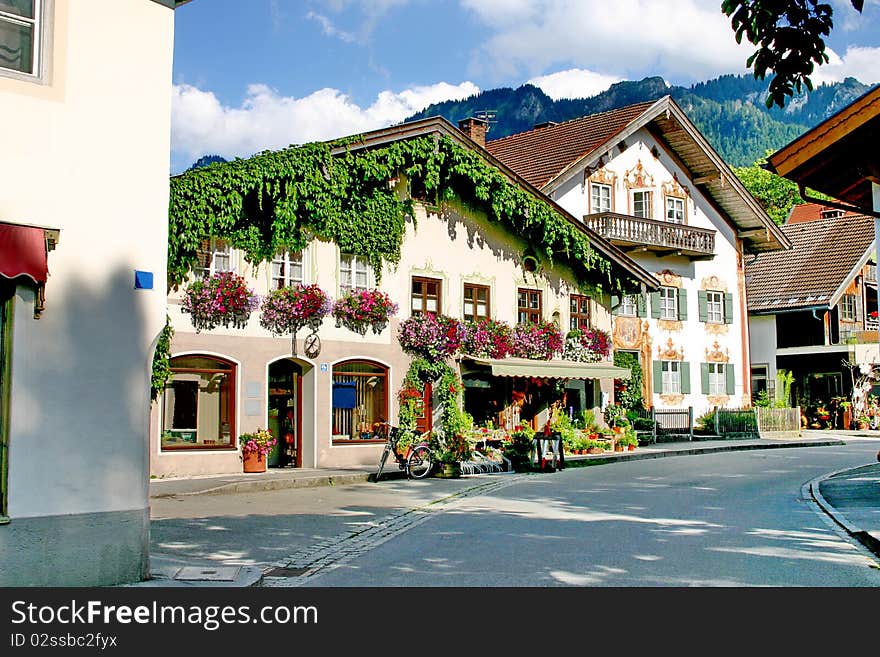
806;466;880;560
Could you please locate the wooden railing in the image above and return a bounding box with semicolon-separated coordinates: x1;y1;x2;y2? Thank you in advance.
584;212;715;256
755;407;801;437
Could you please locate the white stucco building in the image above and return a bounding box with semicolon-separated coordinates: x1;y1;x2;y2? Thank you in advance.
0;0;183;586
485;97;790;418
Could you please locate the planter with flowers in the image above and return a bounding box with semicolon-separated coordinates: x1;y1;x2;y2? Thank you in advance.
461;318;514;359
398;313;464;363
332;288;398;335
562;328;611;362
182;271;259;332
510;321;564;360
260;283;331;354
239;429;277;473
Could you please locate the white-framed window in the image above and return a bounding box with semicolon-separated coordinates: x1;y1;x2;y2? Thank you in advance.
632;190;652;219
661;360;681;394
666;197;685;224
659;287;677;320
706;291;724;323
340;253;372;294
708;363;726;396
271;250;304;289
0;0;42;77
195;238;235;279
840;294;857;321
620;294;638;317
590;183;612;213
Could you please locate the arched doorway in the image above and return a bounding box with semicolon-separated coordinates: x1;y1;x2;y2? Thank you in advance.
267;359;302;467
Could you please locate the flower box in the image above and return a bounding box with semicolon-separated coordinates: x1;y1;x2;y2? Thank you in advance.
182;271;259;332
333;288;398;335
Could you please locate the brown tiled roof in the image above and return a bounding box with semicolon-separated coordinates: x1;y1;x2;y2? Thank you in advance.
485;102;655;189
746;213;875;312
786;202;860;224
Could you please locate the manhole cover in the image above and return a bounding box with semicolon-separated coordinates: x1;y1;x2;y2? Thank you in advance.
263;566;308;577
174;566;241;581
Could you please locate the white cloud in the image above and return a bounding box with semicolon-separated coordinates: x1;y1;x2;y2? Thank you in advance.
306;0;412;44
528;68;622;99
811;46;880;85
459;0;755;84
171;80;480;170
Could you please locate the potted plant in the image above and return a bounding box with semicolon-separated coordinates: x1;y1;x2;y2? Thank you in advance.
429;432;472;478
502;422;535;472
239;428;277;473
332;288;398;335
259;283;331;336
182;271;259;332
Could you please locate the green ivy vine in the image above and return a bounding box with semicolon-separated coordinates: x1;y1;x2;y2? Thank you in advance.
150;316;174;402
397;356;470;439
168;134;642;295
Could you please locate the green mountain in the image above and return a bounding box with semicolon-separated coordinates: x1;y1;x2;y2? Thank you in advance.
405;74;871;167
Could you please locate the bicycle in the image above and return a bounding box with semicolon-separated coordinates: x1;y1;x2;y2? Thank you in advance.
373;423;434;481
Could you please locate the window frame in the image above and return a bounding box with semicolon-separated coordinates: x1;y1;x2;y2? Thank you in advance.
161;355;237;451
661;360;681;394
659;286;677;320
665;196;685;224
840;294;857;321
619;294;638;317
270;249;305;289
590;182;612;214
631;189;653;219
0;0;44;80
339;252;373;295
331;360;389;443
411;276;442;316
708;363;726;396
194;238;235;279
463;283;490;322
569;294;591;330
706;290;724;324
517;288;542;324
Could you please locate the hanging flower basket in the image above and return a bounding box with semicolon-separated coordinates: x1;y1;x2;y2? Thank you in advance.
260;283;331;336
511;321;564;360
398;313;464;362
182;271;259;333
332;288;398;335
562;328;611;362
461;318;514;359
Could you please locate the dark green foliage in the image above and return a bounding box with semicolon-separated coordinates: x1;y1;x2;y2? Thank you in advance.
150;316;174;402
613;351;644;411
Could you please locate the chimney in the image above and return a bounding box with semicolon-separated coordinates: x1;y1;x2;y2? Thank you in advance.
458;117;488;147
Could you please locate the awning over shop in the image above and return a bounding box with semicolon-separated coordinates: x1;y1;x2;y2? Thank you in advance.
0;222;49;284
461;355;630;380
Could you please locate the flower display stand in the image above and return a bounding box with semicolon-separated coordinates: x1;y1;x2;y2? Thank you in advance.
242;451;267;473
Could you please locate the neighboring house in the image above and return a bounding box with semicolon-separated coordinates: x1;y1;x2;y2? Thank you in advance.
152;116;656;478
483;97;789;417
785;202;859;224
0;0;183;586
747;214;877;404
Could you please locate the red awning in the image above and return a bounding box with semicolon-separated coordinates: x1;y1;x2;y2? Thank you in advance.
0;222;48;284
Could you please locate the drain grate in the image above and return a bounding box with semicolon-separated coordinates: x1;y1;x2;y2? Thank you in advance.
264;566;308;577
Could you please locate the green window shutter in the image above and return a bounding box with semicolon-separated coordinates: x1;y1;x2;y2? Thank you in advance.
725;364;735;395
677;288;688;321
680;361;691;394
650;291;661;319
724;292;734;324
698;290;708;322
653;360;663;394
637;293;647;318
700;362;710;395
611;294;620;316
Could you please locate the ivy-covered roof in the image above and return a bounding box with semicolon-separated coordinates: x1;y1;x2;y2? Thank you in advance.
168;116;657;296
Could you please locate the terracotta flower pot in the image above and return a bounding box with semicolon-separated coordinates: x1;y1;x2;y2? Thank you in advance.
242;450;267;473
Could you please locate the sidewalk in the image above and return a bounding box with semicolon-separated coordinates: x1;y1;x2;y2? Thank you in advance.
141;432;879;586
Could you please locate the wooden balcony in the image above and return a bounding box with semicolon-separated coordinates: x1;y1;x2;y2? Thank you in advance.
584;212;715;259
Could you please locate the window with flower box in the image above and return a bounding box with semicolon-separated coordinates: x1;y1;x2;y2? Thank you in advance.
463;283;490;322
339;253;373;294
271;250;305;289
332;360;388;442
411;277;442;316
161;355;236;450
569;294;591;330
517;288;542;324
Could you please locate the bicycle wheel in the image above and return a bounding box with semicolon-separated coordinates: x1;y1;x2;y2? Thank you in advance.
406;444;433;479
375;443;392;482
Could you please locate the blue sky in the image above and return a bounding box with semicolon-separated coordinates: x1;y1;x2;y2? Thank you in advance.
170;0;880;174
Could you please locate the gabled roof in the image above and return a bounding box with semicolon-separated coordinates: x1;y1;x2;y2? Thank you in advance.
485;102;654;189
786;202;859;224
765;84;880;214
486;96;791;254
335;115;658;291
745;213;875;314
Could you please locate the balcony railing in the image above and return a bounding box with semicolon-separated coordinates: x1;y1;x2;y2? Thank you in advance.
584;212;715;258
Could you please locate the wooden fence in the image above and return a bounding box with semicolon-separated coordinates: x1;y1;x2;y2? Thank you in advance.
634;407;693;443
713;408;758;437
755;407;802;438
